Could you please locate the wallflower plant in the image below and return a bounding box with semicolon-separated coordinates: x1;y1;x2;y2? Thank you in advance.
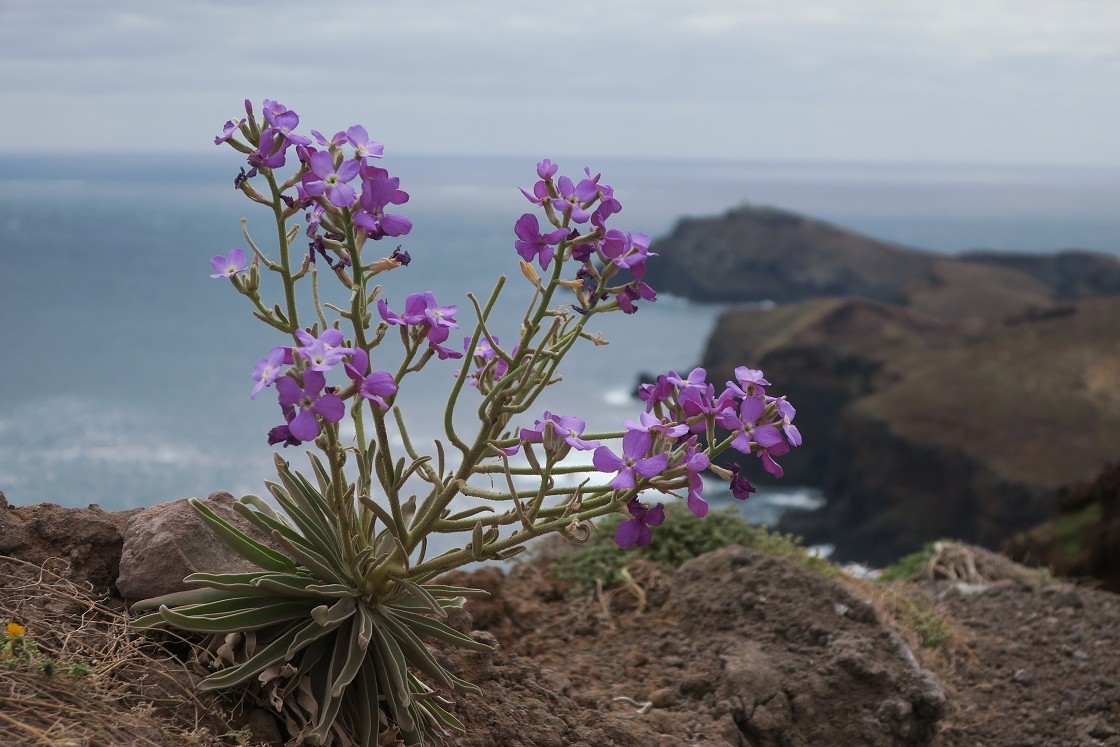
132;99;801;746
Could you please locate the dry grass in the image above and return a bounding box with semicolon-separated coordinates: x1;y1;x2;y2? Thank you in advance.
0;555;257;746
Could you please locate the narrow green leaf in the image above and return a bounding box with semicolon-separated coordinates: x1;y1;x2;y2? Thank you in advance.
383;607;494;653
188;498;296;573
356;659;381;746
284;611;348;659
370;621;412;731
378;611;480;695
415;692;467;733
330;611;370;697
130;586;235;614
420;583;491;599
265;480;342;558
158;600;313;633
270;530;349;585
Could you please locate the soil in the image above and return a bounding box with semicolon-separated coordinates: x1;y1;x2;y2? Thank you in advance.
440;544;1120;747
3;494;1120;746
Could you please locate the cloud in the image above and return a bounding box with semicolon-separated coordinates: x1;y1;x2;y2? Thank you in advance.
0;0;1117;163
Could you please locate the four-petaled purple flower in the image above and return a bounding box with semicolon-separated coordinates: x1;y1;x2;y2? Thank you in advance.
302;150;361;208
262;100;312;147
347;125;384;161
354;166;412;239
294;328;354;372
378;292;463;359
520;412;600;455
514;213;568;270
275;370;345;442
593;429;669;490
344;348;397;411
210;248;248;278
614;499;665;548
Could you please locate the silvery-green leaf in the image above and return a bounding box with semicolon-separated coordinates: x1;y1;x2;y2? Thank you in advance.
130;586;234;614
158;601;314;633
383;607;493;653
378;610;480;694
188;498;296;573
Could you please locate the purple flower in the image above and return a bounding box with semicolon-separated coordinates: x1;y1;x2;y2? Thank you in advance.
729;464;757;501
514;213;568;270
344;348;397;410
346;125;384;161
267;403;302;448
593;429;669;491
262;100;311;147
550;174;598;224
638;374;676;412
251;345;290;399
591;197;622;232
617;278;657;314
772;397;802;447
519;179;550;206
728;367;770;399
311;129;348;148
680;445;710;517
717;396;786;457
210;248;248;278
622;411;688;440
302;151;361;208
214;118;245;145
247;128;287;170
520;412;600;453
293;328;353;372
464;335;509;384
378;292;463;357
275;370;344;442
354;167;412;239
614;499;665;548
537;159;558;179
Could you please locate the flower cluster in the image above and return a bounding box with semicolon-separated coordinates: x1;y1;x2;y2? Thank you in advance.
516;160;657;315
601;365;800;547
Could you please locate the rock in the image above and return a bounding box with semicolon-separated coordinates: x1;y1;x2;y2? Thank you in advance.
1005;459;1120;592
0;489;139;589
645;204;1120;313
116;491;283;604
700;295;1120;565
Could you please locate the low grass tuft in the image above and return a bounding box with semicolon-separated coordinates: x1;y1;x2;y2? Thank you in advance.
551;503;837;593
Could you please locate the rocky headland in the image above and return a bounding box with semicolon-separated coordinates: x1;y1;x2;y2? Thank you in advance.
647;204;1120;566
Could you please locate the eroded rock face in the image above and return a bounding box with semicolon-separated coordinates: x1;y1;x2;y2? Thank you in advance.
1005;459;1120;592
116;491;279;603
0;490;138;590
702;296;1120;565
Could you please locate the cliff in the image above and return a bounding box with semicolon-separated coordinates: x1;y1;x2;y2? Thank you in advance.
675;205;1120;565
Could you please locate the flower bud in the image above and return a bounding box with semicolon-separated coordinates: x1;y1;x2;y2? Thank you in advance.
247;260;261;292
520;260;540;287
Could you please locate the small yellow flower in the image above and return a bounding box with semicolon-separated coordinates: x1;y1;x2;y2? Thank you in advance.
6;623;25;638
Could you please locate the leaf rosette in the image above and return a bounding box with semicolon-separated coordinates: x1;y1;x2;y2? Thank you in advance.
132;456;490;747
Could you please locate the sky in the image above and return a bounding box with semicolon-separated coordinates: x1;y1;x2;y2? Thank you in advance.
1;0;1119;165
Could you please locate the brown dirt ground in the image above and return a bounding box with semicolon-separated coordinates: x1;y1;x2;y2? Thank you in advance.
2;495;1120;746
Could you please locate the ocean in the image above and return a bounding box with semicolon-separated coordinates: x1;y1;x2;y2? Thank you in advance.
2;153;1118;534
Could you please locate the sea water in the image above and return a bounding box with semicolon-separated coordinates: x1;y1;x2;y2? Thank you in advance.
1;153;1117;534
